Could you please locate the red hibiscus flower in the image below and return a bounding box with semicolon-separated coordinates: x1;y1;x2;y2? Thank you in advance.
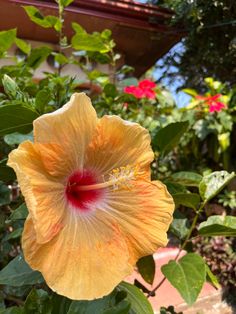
196;94;226;113
124;79;156;100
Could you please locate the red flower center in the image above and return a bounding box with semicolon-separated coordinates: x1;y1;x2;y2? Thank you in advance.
65;170;104;211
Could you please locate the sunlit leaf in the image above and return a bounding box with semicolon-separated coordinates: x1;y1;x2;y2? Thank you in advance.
205;264;220;289
0;29;16;56
199;215;236;237
71;31;108;53
161;253;206;305
182;88;198;97
199;171;235;202
23;6;61;31
15;38;31;55
2;75;20;99
60;0;74;7
169;171;202;187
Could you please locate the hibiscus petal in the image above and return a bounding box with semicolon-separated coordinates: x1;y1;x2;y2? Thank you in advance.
34;93;98;170
104;180;174;264
22;214;132;300
8;141;66;243
85;115;154;177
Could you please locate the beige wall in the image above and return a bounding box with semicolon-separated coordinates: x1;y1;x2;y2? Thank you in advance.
1;40;110;82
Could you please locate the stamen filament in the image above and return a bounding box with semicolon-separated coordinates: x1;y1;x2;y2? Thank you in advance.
68;164;141;192
75;180;118;191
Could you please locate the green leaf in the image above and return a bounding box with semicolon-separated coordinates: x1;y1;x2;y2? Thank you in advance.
0;292;4;309
199;171;235;202
0;181;10;206
9;203;29;221
23;6;49;27
0;29;16;55
161;253;206;305
23;6;61;31
170;210;190;240
72;24;109;53
0;159;16;182
118;282;154;314
103;300;130;314
0;254;44;286
153;121;189;155
198;215;236;237
15;38;31;55
164;181;188;195
119;77;138;87
60;0;74;7
193;119;212;141
101;29;112;40
2;74;20;99
87;70;108;81
66;289;131;314
169;172;203;187
205;264;220;289
4;228;23;242
71;22;86;34
103;83;118;98
67;291;117;314
4;132;33;145
0;104;38;136
51;294;72;314
35;89;51;113
156;90;175;108
0;307;23;314
136;255;155;285
182;88;198;97
23;289;52;314
71;33;108;53
54;53;68;65
27;47;52;69
172;193;200;210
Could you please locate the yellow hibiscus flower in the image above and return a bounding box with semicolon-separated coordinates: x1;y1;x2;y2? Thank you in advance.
8;93;174;300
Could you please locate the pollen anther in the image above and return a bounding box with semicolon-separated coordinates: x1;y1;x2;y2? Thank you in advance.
109;164;140;190
75;165;140;192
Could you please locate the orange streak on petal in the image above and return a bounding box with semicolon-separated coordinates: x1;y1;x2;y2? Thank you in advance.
85;115;153;177
34;93;98;170
22;214;133;300
8;141;66;244
105;179;174;264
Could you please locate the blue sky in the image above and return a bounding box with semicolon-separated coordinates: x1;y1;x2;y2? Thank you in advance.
153;43;191;107
135;0;191;107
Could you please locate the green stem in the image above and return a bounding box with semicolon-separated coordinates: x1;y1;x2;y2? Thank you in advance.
57;2;64;75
